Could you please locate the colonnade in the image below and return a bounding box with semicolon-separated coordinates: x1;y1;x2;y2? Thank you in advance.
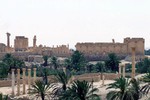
118;47;136;79
11;68;37;96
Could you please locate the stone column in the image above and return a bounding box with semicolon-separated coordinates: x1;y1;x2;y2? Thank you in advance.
119;63;122;75
6;32;10;48
63;67;66;74
17;69;20;96
28;68;31;91
99;74;101;82
102;75;105;85
22;68;26;94
132;47;135;79
33;68;37;84
122;64;125;78
11;69;15;96
33;35;36;48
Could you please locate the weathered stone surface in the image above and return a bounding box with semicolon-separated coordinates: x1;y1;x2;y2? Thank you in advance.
76;37;144;60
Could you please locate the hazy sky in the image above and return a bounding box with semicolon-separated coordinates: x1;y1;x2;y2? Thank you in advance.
0;0;150;49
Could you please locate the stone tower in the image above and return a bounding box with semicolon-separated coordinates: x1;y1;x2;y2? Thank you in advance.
6;32;11;48
33;35;36;48
14;36;28;51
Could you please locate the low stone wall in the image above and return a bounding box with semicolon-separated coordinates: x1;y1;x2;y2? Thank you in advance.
0;73;120;87
74;73;120;82
0;80;12;87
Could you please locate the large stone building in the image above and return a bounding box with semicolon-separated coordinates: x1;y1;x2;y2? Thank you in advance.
76;37;144;60
14;36;28;51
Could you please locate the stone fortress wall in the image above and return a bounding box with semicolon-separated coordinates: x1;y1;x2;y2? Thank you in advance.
76;37;144;60
0;32;145;61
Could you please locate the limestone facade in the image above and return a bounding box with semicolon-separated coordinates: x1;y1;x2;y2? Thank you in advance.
76;37;144;60
0;43;6;52
14;36;28;51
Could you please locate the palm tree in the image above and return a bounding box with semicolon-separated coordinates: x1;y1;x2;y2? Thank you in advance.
43;55;49;67
60;80;101;100
50;56;59;69
95;62;105;79
140;72;150;95
53;70;71;99
0;93;8;100
106;76;141;100
29;80;54;100
55;70;71;91
42;56;49;84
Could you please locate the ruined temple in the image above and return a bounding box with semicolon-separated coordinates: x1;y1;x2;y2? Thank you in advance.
0;33;71;61
75;38;145;60
0;32;145;61
14;36;28;51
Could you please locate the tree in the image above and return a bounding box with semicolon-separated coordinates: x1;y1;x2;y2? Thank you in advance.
106;76;141;100
145;49;150;55
0;62;9;78
140;71;150;95
42;68;48;85
70;50;86;71
50;56;59;69
0;93;8;100
42;56;49;84
53;70;71;98
56;70;71;91
86;63;94;73
95;62;105;72
2;53;15;73
95;62;105;80
136;58;150;73
2;53;25;74
105;53;120;71
43;55;49;67
29;80;54;100
60;80;101;100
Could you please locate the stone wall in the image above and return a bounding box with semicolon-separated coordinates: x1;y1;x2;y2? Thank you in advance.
0;43;6;52
76;37;145;60
14;36;28;51
0;73;119;87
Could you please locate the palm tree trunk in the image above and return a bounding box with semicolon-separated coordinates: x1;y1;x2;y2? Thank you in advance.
41;93;45;100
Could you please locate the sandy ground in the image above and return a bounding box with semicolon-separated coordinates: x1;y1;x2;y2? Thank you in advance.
0;75;150;100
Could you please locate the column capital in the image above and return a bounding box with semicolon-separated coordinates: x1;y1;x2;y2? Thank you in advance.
122;64;125;67
119;63;123;67
33;68;37;71
22;68;26;71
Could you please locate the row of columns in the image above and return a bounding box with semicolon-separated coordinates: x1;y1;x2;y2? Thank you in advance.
11;68;37;96
119;47;136;79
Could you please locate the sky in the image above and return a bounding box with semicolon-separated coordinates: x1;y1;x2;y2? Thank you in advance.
0;0;150;49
